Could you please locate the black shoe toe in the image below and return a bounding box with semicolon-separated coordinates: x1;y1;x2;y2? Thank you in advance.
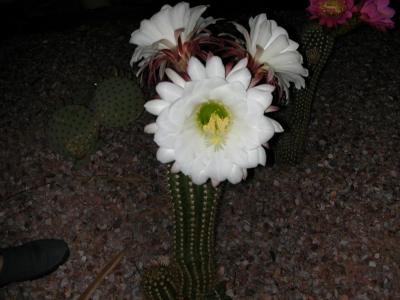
0;239;70;287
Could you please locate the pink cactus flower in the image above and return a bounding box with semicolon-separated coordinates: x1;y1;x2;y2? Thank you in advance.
359;0;395;31
307;0;355;27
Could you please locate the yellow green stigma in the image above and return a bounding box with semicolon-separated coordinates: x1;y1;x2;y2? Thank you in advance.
320;0;346;16
196;100;231;148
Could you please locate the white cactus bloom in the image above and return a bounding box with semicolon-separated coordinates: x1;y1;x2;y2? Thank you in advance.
144;56;283;186
130;1;215;66
234;13;308;97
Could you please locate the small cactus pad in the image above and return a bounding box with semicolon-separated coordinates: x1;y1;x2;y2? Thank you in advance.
93;78;144;128
48;105;99;159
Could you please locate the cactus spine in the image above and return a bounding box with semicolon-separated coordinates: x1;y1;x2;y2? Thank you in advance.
274;23;335;164
142;171;228;300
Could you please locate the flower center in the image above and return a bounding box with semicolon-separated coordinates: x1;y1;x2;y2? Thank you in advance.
196;100;231;148
319;0;346;17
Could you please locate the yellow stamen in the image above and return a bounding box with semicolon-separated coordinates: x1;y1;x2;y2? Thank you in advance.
320;0;346;16
202;112;230;147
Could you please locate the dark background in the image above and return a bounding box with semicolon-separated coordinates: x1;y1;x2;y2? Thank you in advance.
0;0;398;39
0;0;310;37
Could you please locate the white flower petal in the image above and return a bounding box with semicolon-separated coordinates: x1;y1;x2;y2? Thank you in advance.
253;83;275;93
169;2;188;29
130;29;155;46
191;171;208;185
226;68;251;89
271;119;284;132
188;57;207;80
139;20;163;44
156;82;183;102
247;148;260;168
185;5;208;36
205;56;225;79
229;57;248;74
257;147;267;166
235;13;308;94
151;10;177;45
144;122;158;134
232;22;251;50
165;68;186;87
211;179;220;187
263;35;291;56
247;86;272;109
190;158;208;184
209;82;246;106
227;165;244;184
258;118;277;143
130;2;214;65
156;148;175;163
144;99;170;115
171;161;181;173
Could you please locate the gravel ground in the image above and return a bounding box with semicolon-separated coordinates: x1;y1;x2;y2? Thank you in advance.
0;8;399;300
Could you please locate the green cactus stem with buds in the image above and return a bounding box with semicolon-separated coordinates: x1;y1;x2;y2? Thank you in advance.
273;23;336;165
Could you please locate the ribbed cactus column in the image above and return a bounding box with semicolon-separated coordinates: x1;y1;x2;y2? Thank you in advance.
169;171;220;299
142;263;183;299
142;171;228;300
274;23;335;164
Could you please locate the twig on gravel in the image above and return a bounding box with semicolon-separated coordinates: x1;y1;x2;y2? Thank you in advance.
76;174;152;185
78;249;127;300
4;182;49;202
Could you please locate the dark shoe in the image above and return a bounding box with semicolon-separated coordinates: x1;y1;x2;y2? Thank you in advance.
0;239;70;287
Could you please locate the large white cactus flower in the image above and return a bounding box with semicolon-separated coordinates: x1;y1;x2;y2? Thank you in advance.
130;1;216;67
234;13;308;98
144;56;283;186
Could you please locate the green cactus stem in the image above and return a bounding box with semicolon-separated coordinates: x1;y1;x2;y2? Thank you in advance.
273;23;335;165
168;171;220;299
93;77;144;129
48;105;99;161
142;263;183;300
142;171;230;300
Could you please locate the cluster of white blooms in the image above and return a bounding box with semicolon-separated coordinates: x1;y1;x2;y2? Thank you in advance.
130;2;308;186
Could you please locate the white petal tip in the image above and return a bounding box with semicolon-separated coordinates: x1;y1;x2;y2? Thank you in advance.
144;123;158;134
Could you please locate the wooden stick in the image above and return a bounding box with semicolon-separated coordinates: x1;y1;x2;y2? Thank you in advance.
78;249;127;300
